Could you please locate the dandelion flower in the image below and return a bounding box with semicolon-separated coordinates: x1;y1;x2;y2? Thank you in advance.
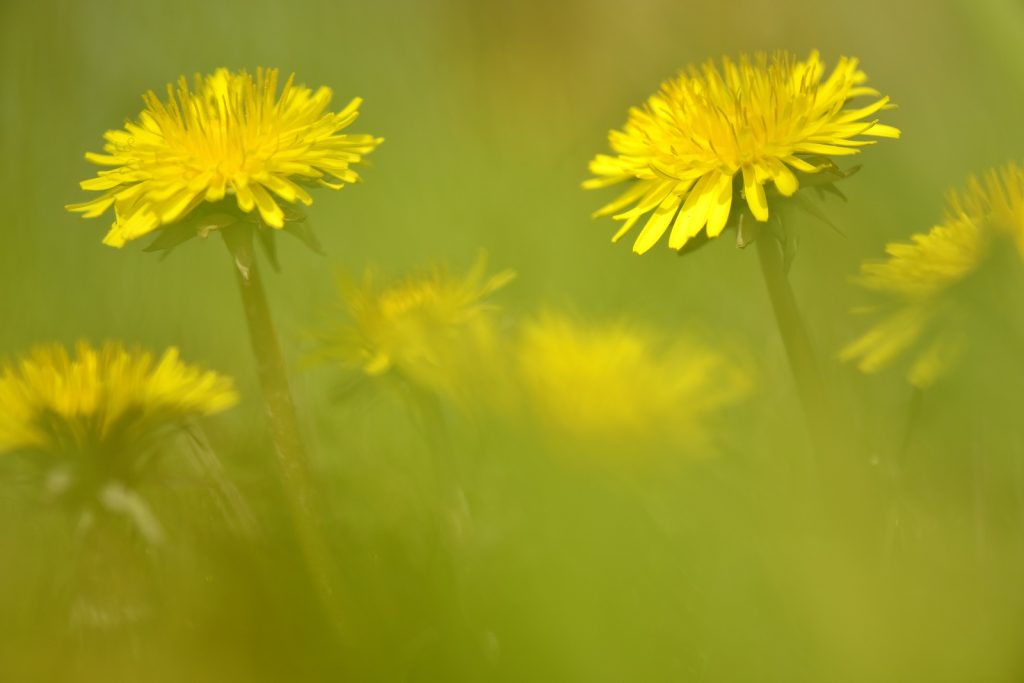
0;341;237;456
66;68;382;247
516;313;751;450
585;50;899;254
841;162;1024;387
311;254;515;405
0;342;237;544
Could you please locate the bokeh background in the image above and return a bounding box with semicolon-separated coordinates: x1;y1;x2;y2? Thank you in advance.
3;0;1024;681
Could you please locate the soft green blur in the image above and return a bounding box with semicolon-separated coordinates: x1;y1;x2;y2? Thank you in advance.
3;0;1024;681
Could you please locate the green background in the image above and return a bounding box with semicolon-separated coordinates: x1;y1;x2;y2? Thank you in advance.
2;0;1024;681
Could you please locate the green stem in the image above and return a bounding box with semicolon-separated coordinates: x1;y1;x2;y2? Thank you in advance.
223;228;344;635
882;388;924;569
408;391;477;674
755;233;833;458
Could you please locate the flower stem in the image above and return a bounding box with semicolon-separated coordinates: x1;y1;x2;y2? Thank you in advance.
222;227;343;634
755;232;833;458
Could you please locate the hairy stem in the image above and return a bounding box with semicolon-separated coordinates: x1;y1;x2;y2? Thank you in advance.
755;233;833;459
223;227;344;636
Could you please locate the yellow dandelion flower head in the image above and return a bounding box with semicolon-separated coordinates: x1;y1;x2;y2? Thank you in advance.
842;162;1024;387
585;50;900;254
516;313;751;450
313;254;515;402
66;67;383;247
0;341;238;455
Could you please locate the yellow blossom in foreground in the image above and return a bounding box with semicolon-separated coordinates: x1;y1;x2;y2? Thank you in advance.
67;68;382;247
585;50;899;254
311;255;515;405
841;162;1024;387
516;313;751;450
0;342;238;455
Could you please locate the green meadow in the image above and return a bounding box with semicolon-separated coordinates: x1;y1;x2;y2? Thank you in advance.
2;1;1024;681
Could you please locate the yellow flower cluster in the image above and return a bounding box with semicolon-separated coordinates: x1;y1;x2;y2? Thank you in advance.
311;264;753;453
311;255;515;405
586;50;899;253
0;341;237;455
842;162;1024;386
45;54;1015;463
67;68;382;247
516;313;751;449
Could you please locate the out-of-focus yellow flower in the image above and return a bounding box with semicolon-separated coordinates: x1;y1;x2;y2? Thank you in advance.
67;68;382;247
585;50;899;254
311;255;515;405
0;341;238;455
842;162;1024;387
516;313;751;450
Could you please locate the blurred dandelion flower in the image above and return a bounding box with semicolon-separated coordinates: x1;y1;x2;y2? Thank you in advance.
516;313;751;450
0;341;237;456
66;67;382;247
0;342;237;541
842;162;1024;387
311;254;515;406
585;50;899;254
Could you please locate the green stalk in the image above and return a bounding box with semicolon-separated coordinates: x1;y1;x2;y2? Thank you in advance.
755;233;833;459
222;226;344;635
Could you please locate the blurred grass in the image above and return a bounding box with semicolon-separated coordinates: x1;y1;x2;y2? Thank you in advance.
2;0;1024;681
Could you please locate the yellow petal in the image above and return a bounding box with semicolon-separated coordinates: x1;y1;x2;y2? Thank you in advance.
782;156;821;173
864;123;901;139
834;96;890;124
840;308;927;373
251;184;285;228
611;213;642;243
119;208;160;240
742;166;769;222
234;183;256;213
80;174;125;191
101;227;127;248
668;173;715;249
768;160;798;197
705;172;734;238
66;195;116;218
84;152;128;166
793;142;867;156
612;181;674;221
633;194;682;254
592;182;649;219
155;189;201;224
364;352;391;375
582;175;628;190
262;175;313;205
205;174;227;202
907;333;960;388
